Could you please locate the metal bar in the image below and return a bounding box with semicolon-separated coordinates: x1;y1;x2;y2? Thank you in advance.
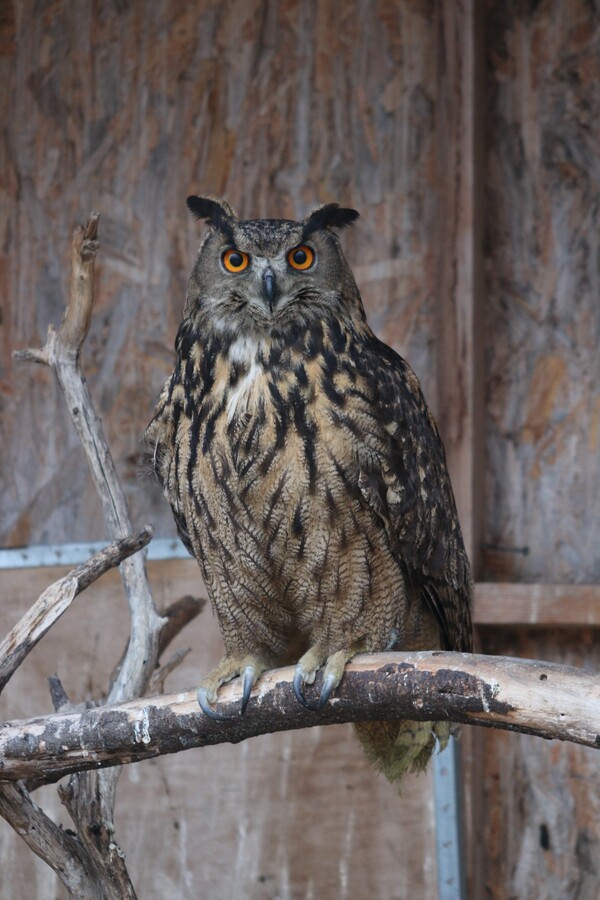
0;537;188;569
433;735;467;900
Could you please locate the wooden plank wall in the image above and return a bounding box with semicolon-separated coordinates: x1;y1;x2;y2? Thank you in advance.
476;2;600;898
1;1;599;898
483;0;600;588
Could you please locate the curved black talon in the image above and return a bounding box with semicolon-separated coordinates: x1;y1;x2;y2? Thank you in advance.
241;665;255;715
197;687;233;721
293;669;323;710
316;672;337;709
293;668;327;711
293;668;311;707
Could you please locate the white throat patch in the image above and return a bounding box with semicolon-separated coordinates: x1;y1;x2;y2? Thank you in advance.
226;336;264;422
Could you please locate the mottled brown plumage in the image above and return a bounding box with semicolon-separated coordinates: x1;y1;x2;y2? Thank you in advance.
146;197;472;782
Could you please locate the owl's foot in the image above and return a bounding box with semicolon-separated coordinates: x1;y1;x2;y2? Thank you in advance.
293;645;360;711
197;653;268;720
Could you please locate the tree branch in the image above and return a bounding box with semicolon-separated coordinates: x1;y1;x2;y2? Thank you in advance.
0;782;100;899
1;652;599;784
157;595;207;659
14;214;163;702
0;527;153;695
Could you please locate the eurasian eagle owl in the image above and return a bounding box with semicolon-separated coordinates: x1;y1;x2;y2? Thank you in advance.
146;197;472;782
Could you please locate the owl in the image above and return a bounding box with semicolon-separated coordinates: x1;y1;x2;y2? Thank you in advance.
146;196;473;782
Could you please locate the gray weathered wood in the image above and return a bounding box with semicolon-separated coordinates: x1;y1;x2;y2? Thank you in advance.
0;528;152;695
1;652;599;784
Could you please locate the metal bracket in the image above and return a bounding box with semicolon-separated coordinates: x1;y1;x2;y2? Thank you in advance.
0;537;189;569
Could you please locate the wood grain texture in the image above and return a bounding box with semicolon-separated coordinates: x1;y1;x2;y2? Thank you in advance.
478;4;600;897
474;582;600;626
1;0;444;550
0;7;451;890
478;628;600;900
483;0;600;585
434;0;485;568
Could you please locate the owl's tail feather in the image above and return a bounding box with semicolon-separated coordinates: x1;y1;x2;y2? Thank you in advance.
354;719;451;783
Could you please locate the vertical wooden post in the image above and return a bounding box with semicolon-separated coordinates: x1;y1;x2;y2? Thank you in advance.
435;0;485;572
434;2;485;895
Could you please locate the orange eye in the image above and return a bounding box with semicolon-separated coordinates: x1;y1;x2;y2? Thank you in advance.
287;245;314;270
222;248;250;273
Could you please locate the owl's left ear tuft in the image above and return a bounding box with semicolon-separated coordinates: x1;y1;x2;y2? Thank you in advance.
303;203;360;235
186;196;237;240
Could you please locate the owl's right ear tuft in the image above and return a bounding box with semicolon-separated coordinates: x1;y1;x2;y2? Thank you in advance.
302;203;360;236
186;196;237;240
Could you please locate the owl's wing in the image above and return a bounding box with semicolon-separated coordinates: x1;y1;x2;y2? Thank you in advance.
145;374;195;558
357;335;473;653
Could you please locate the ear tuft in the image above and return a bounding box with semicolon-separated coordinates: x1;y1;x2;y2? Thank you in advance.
303;203;360;235
186;196;237;240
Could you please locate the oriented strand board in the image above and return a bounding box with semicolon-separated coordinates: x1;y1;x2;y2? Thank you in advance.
0;0;444;549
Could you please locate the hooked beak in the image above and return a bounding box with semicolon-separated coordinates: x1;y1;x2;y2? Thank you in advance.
263;267;276;311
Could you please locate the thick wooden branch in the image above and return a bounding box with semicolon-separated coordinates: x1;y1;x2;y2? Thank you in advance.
0;782;99;898
1;652;599;783
0;528;153;695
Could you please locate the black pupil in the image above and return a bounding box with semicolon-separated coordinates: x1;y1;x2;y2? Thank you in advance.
293;248;307;265
228;251;243;268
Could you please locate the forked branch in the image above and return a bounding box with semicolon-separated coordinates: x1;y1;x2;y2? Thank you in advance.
0;527;153;696
7;213;165;899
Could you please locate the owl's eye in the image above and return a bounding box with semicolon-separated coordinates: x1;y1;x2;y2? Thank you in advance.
222;248;250;273
287;245;314;270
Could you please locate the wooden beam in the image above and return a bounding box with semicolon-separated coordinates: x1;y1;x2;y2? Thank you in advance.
4;561;597;630
474;583;600;627
434;0;485;574
434;6;485;892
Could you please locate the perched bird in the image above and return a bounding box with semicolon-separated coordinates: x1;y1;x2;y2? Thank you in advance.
146;196;472;782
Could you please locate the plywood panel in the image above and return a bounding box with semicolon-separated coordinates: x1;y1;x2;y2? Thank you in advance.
483;0;600;585
474;583;600;626
0;1;478;894
1;0;445;549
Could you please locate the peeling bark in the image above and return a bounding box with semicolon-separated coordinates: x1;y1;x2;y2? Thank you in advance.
1;652;599;784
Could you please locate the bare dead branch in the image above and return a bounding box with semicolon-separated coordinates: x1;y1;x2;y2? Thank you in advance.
0;782;100;899
1;652;599;784
61;213;100;355
148;647;192;694
0;528;153;696
48;674;71;712
57;775;137;900
157;594;207;659
10;213;164;896
13;215;163;704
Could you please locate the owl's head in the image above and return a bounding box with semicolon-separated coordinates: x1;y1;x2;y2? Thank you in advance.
184;196;362;337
